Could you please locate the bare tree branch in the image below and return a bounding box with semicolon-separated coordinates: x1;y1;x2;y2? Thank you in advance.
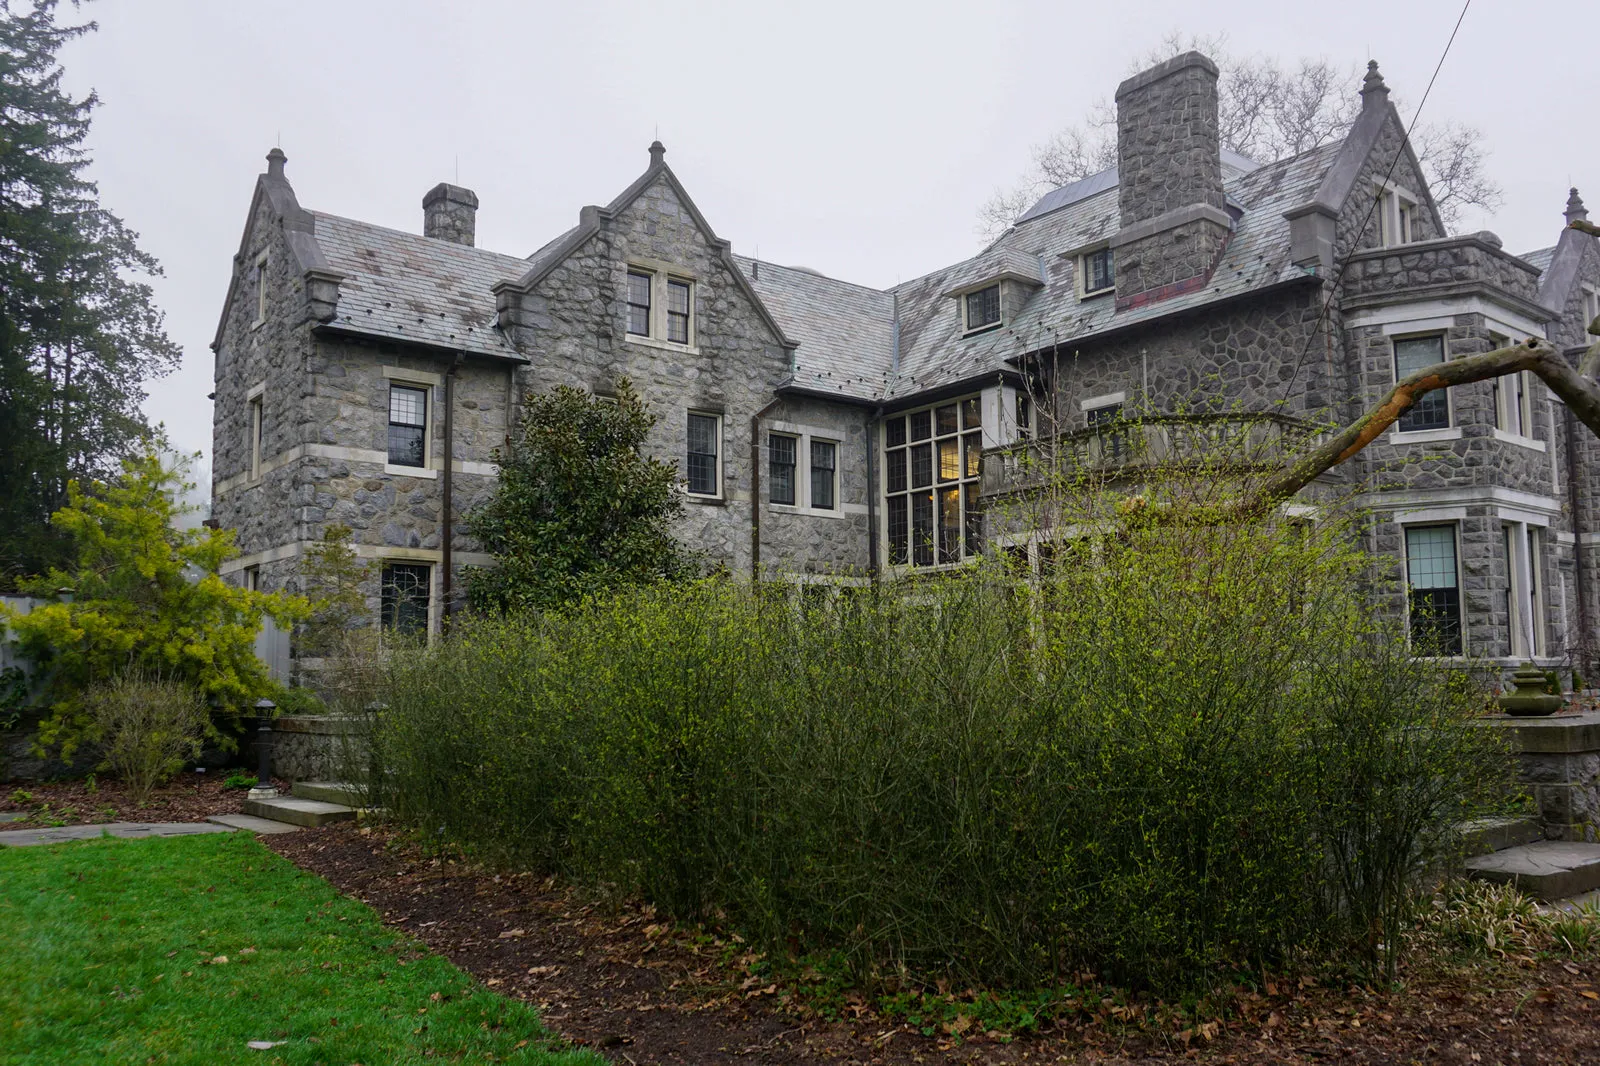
1245;338;1600;514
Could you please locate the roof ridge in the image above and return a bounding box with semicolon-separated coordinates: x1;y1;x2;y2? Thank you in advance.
310;209;532;268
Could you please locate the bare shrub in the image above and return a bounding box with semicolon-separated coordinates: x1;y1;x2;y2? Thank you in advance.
87;676;208;803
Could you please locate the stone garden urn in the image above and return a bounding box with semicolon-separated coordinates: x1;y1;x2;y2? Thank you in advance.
1497;662;1564;717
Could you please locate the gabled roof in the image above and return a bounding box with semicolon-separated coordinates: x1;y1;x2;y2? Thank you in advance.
734;256;896;402
1520;246;1556;275
1015;148;1262;226
311;212;529;359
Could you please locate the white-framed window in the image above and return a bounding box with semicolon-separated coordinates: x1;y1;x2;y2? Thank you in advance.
1085;400;1126;461
1404;524;1463;656
252;252;269;327
626;264;696;347
767;427;841;513
243;565;261;592
809;438;837;511
1504;523;1547;659
1491;331;1533;438
882;395;983;568
1583;284;1600;333
380;561;432;639
686;411;722;498
962;284;1001;334
387;383;429;468
1375;182;1419;248
1394;334;1450;432
1079;246;1115;296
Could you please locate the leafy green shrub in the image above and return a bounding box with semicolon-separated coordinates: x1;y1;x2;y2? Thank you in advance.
221;772;258;791
371;505;1510;994
269;685;326;717
86;676;208;803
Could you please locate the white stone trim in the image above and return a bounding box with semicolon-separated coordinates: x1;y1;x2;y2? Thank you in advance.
1394;506;1468;524
247;380;266;400
1496;506;1551;528
219;540;496;574
1078;390;1127;412
380;365;442;387
1364;485;1562;516
1491;427;1546;452
1390;426;1462;444
1346;296;1549;340
215;443;499;497
385;463;438;480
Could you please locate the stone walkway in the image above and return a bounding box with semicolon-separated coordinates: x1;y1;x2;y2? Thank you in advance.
0;821;238;848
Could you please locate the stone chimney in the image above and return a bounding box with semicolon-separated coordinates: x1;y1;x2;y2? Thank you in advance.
423;183;479;246
1110;51;1231;302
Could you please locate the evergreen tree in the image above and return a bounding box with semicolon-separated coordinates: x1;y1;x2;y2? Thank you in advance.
465;378;694;612
0;1;180;587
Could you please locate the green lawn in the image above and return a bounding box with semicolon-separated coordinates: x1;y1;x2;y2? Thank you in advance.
0;832;601;1065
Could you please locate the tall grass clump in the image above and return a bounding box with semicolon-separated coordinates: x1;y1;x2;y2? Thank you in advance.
372;495;1510;993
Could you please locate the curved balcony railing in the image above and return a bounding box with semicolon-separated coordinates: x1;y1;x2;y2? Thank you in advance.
980;412;1331;498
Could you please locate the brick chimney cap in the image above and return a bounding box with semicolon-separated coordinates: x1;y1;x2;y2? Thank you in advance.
423;182;479;210
1115;51;1219;102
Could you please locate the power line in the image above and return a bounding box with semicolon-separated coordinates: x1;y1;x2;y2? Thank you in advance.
1278;0;1474;408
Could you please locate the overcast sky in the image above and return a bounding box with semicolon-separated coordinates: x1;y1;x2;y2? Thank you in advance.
58;0;1599;462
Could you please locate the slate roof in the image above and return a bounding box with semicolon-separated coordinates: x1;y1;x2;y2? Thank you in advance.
311;212;529;360
877;139;1342;400
1521;246;1556;276
733;256;895;402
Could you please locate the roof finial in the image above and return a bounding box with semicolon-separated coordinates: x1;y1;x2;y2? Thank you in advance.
266;147;287;181
1360;59;1389;110
1566;187;1589;225
649;140;666;166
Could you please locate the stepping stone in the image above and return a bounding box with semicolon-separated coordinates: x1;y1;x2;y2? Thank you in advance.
206;813;301;835
0;822;234;847
242;795;357;828
1457;814;1543;855
290;781;365;806
1465;841;1600;901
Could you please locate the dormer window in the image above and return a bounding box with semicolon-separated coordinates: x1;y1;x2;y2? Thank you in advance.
626;262;697;348
1376;183;1419;248
963;284;1001;334
1080;247;1114;297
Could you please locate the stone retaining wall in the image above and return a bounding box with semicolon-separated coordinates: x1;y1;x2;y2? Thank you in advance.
262;715;368;782
1478;711;1600;842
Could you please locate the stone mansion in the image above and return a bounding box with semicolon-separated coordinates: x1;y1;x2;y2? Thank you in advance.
211;51;1600;669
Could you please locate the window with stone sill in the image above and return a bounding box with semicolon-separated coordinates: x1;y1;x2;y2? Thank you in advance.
686;411;721;497
963;285;1001;334
626;266;695;346
1393;335;1449;432
1405;524;1462;656
1376;185;1418;248
1503;523;1547;658
388;384;429;468
1490;335;1533;438
769;432;797;506
1080;247;1114;296
252;253;268;326
627;270;652;336
248;394;264;481
381;562;431;638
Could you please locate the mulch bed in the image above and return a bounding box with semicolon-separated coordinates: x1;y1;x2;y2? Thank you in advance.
269;824;1600;1065
0;774;276;826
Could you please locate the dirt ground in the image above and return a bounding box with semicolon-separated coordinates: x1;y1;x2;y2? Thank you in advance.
268;825;1600;1066
0;773;274;825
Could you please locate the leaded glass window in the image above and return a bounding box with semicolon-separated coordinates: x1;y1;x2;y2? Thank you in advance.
883;395;984;567
666;278;691;344
687;412;720;496
627;271;652;336
1395;336;1448;431
381;562;431;638
810;440;836;511
964;285;1000;332
387;385;427;468
1405;525;1461;655
769;433;796;506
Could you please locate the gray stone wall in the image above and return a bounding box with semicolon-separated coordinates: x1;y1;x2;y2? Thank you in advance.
1343;236;1544;308
509;173;855;578
1334;110;1445;260
755;394;873;577
1115;217;1230;298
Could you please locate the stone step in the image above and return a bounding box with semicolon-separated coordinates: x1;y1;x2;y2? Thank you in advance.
1457;814;1544;856
1464;841;1600;901
290;781;366;806
206;813;301;835
241;795;357;828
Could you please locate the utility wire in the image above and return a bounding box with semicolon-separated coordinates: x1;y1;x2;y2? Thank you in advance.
1278;0;1473;408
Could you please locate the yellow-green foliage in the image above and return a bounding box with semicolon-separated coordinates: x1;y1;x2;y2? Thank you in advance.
1;451;309;758
372;507;1512;994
